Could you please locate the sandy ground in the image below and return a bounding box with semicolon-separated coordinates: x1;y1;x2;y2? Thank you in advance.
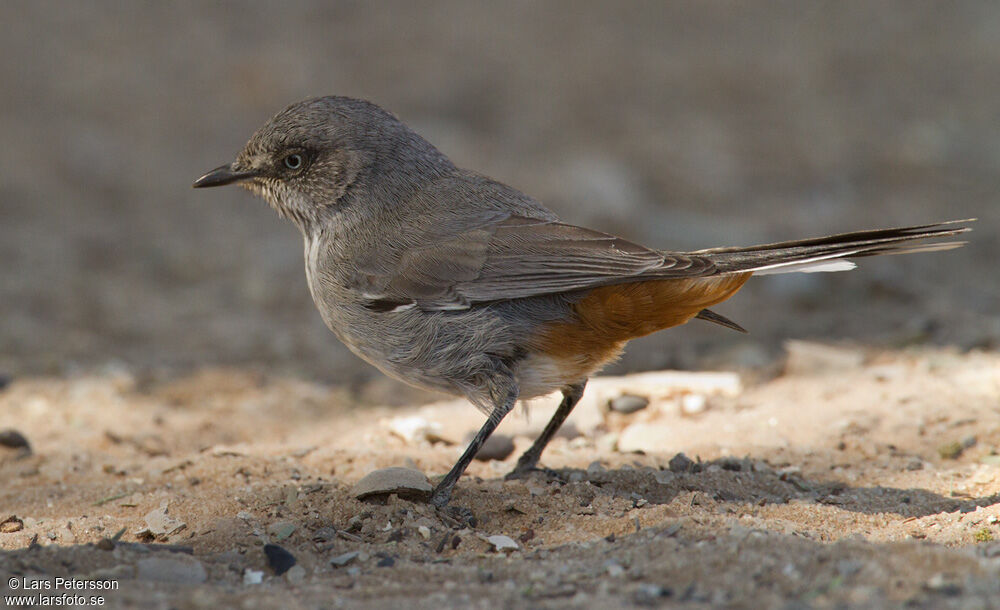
2;344;1000;608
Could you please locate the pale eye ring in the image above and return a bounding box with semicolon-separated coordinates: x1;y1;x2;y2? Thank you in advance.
283;153;304;170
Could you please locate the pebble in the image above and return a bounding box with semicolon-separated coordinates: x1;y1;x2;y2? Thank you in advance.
376;556;396;568
938;441;965;460
634;584;671;604
352;467;432;501
654;470;676;485
486;535;519;552
418;525;431;540
387;416;443;444
609;394;649;414
924;573;962;596
312;526;337;542
0;515;24;533
136;556;207;584
243;569;264;585
137;503;185;537
472;434;515;461
330;551;360;567
680;394;707;415
604;560;626;577
285;564;306;584
668;453;699;473
264;543;297;575
0;429;30;452
267;521;296;541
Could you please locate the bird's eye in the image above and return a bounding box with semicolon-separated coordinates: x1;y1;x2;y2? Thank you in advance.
283;153;304;170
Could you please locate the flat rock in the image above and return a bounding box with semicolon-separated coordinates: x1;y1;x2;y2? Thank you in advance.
486;534;519;552
136;556;207;584
472;433;515;461
330;551;360;567
609;394;649;414
352;467;432;501
136;502;185;537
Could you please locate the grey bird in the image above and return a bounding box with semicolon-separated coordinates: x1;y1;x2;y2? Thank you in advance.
194;96;971;508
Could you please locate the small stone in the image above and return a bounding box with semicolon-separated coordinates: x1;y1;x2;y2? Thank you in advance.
330;551;360;567
376;556;396;568
924;573;961;596
938;441;965;460
905;458;924;471
285;565;306;584
654;470;676;485
680;394;707;415
136;556;207;584
418;525;431;540
470;433;515;462
0;429;30;452
352;467;432;501
609;395;649;414
604;560;626;577
387;416;444;444
264;543;297;575
346;566;361;577
668;453;698;473
136;502;185;537
312;526;337;542
486;535;519;552
243;569;264;585
0;374;9;391
0;515;24;533
634;584;671;604
267;521;296;541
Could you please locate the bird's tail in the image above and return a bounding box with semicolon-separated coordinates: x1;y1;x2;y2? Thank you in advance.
692;219;973;276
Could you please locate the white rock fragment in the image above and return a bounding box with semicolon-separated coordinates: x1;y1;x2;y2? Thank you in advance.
136;502;185;537
351;467;432;501
485;534;519;552
680;394;707;415
243;569;264;585
386;416;444;444
418;525;431;540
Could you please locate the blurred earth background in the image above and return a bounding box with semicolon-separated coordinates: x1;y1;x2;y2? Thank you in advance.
1;2;999;608
1;0;996;385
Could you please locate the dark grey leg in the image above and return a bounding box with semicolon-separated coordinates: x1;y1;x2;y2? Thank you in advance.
507;380;587;479
429;388;518;507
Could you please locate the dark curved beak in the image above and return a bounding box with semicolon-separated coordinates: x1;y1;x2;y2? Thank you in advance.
192;164;259;188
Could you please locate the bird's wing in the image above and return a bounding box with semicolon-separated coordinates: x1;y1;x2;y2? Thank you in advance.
354;215;717;311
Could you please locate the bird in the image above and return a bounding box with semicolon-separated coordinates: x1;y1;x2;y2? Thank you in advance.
193;96;971;507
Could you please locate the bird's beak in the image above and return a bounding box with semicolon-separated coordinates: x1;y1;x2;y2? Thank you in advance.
192;163;259;188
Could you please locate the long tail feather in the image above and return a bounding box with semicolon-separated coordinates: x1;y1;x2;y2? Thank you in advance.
692;219;973;275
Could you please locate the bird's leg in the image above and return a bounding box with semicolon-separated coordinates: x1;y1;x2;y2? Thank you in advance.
507;380;587;480
429;387;518;507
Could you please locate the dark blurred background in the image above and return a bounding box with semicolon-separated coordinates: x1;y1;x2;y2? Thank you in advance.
1;1;996;388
